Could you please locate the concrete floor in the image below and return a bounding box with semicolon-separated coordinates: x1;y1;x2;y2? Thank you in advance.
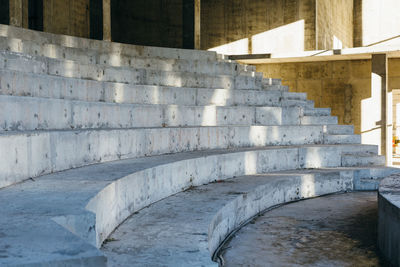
220;192;389;267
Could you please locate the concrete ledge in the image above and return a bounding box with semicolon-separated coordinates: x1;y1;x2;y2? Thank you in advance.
378;175;400;266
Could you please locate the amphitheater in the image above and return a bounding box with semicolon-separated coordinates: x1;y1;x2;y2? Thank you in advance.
1;1;400;266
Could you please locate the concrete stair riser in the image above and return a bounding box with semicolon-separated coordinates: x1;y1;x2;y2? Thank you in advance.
0;36;259;77
341;153;386;167
323;125;354;135
323;134;361;144
303;108;331;116
0;96;329;130
0;69;305;106
301;115;338;125
0;51;264;89
208;171;353;255
353;167;400;190
0;24;218;61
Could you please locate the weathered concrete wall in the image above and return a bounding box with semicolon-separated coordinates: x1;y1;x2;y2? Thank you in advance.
353;0;400;47
256;58;400;150
43;0;90;38
316;0;353;49
201;0;316;54
257;60;367;133
111;0;183;48
378;176;400;266
0;0;9;25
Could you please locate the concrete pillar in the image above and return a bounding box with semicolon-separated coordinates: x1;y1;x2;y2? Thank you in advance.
103;0;111;41
371;54;392;165
9;0;22;27
194;0;200;49
21;0;28;28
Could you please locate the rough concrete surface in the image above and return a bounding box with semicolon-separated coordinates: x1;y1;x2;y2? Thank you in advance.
101;170;352;266
221;192;389;267
378;175;400;266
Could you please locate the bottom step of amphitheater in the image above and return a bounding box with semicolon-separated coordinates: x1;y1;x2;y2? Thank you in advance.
0;146;398;266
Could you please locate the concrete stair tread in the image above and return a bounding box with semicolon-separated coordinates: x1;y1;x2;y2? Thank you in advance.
0;145;391;266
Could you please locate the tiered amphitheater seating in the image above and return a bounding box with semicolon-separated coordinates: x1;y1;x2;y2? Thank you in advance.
0;25;398;266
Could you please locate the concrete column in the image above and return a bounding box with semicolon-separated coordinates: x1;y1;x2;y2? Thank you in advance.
371;54;391;165
194;0;200;49
103;0;111;41
9;0;22;27
21;0;28;28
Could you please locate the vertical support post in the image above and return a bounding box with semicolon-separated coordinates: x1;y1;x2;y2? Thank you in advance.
194;0;200;49
9;0;23;27
21;0;28;28
371;54;391;165
103;0;111;41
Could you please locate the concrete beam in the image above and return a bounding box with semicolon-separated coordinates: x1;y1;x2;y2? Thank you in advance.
230;46;400;64
102;0;111;41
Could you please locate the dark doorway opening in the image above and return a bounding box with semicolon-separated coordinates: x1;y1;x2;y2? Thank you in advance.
182;0;194;49
28;0;43;31
90;0;103;40
111;0;185;48
0;0;9;25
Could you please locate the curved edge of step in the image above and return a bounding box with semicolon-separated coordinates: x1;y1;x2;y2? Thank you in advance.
378;174;400;267
84;144;383;249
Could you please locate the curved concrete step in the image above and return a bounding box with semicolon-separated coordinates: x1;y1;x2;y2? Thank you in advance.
103;166;400;266
0;125;331;189
0;24;218;61
0;146;392;266
0;69;303;107
0;50;268;90
0;120;379;189
0;95;328;131
0;36;260;77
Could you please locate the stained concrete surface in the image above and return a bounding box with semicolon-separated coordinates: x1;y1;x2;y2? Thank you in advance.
221;192;389;267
